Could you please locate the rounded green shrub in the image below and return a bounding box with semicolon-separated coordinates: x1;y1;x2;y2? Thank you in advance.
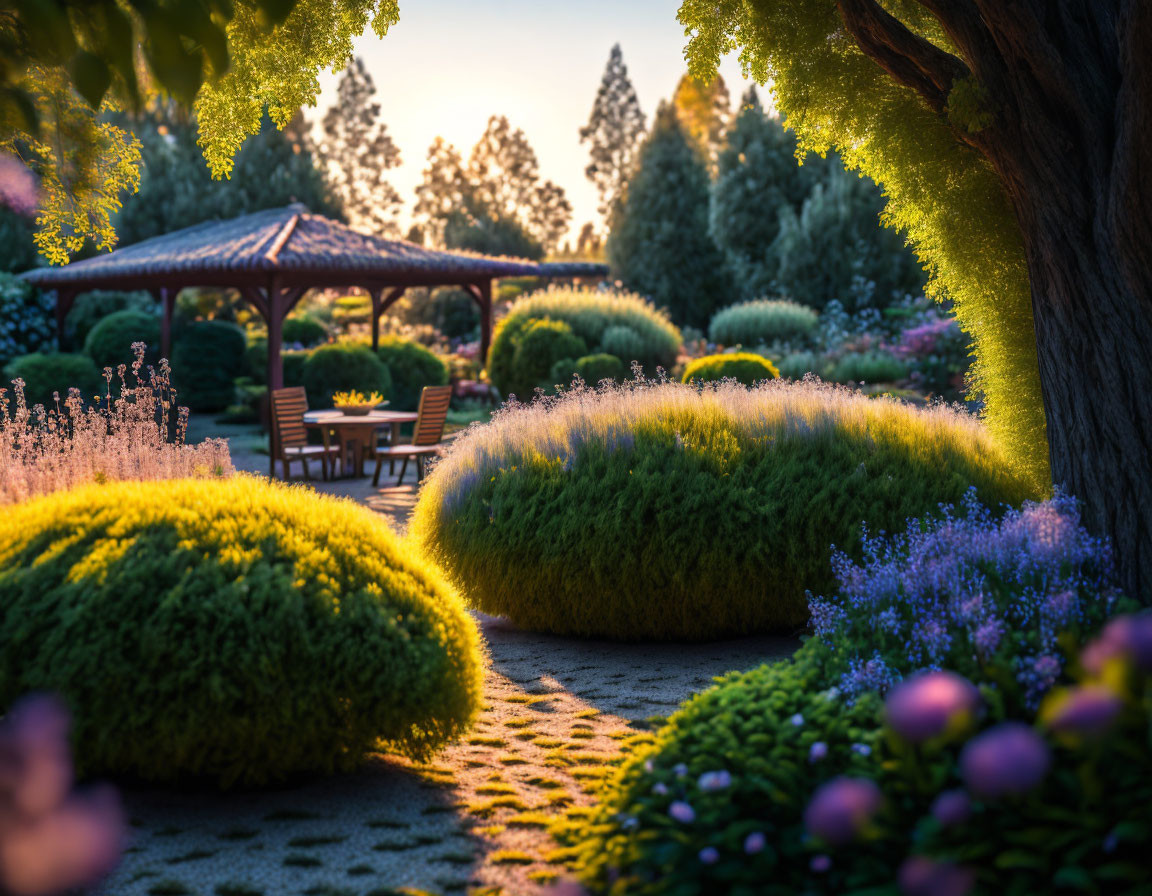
171;320;247;411
488;287;681;399
65;291;154;349
410;379;1036;639
554;639;891;894
828;350;909;385
301;343;391;408
3;352;103;408
682;352;780;386
551;353;629;388
376;336;450;411
708;298;820;347
84;310;161;371
281;313;329;348
0;477;483;786
245;340;307;387
503;319;587;399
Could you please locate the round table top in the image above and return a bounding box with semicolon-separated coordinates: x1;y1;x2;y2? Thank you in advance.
304;408;419;426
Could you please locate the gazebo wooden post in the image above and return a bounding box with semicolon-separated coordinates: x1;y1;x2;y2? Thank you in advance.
476;280;493;363
53;289;77;348
372;286;406;351
267;280;284;391
152;287;177;359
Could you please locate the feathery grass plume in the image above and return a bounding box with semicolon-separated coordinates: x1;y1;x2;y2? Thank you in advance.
0;476;484;787
411;376;1037;640
0;343;232;505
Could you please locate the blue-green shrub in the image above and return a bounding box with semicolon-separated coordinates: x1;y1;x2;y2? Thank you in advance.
708;299;819;347
0;273;56;368
65;291;154;349
281;313;329;348
503;319;587;399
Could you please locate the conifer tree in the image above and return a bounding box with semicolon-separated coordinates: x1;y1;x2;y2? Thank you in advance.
608;103;733;328
580;44;647;219
672;72;731;173
319;58;403;236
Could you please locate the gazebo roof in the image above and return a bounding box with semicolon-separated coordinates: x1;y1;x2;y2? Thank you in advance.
20;204;601;292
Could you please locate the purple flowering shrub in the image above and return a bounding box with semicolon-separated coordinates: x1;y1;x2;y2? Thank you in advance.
893;312;970;400
810;489;1123;710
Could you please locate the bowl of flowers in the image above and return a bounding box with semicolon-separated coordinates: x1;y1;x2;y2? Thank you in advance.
332;390;387;416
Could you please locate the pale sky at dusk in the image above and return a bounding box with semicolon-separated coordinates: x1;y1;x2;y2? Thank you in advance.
309;0;758;245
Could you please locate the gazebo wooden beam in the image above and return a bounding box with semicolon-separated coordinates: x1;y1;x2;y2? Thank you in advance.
463;280;494;363
370;286;406;351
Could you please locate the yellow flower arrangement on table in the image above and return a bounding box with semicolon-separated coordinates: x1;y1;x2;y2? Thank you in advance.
331;390;387;415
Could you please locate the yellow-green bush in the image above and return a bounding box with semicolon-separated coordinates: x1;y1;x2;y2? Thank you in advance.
682;352;780;386
0;477;483;786
411;379;1036;640
488;287;681;400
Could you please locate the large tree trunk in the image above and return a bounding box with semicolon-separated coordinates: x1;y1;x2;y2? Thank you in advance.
838;0;1152;600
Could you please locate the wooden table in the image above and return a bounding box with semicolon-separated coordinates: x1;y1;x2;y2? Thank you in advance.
304;409;419;479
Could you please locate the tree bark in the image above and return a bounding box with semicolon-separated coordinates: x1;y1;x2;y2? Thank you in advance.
839;0;1152;600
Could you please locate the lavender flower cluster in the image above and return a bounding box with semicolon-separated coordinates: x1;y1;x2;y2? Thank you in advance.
809;489;1120;707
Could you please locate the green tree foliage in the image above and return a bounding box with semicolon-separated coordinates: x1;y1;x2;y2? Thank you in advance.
773;166;926;310
607;103;734;328
0;207;40;273
579;44;646;220
709;88;825;300
414;118;572;256
678;0;1046;489
319;57;402;235
671;72;730;173
112;105;342;248
3;0;398;263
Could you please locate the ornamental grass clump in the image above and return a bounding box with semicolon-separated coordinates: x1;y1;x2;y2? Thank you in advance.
0;476;484;787
411;377;1035;640
0;344;232;505
809;489;1121;709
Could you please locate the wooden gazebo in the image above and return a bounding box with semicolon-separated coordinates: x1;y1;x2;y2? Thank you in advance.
20;204;607;389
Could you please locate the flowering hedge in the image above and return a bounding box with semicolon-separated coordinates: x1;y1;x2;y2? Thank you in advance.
559;495;1148;894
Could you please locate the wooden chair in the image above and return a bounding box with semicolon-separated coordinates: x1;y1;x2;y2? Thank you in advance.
372;385;452;487
269;387;340;481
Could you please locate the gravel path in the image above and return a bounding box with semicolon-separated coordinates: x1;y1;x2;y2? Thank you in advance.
94;419;797;895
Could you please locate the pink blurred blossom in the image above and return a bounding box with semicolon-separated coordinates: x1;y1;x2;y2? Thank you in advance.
886;671;981;743
0;154;38;216
1044;685;1124;737
804;777;882;845
1081;613;1152;675
899;856;975;896
960;723;1050;799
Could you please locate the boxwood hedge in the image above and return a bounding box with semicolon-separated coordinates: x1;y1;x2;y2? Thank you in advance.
4;352;104;408
410;379;1036;640
376;335;450;411
301;343;391;408
488;287;681;400
682;353;780;386
84;310;161;371
0;477;483;786
708;299;819;347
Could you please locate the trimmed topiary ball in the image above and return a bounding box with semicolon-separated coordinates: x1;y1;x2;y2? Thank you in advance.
488;287;681;400
0;477;483;786
411;379;1037;640
505;319;587;399
65;291;154;350
3;352;104;408
84;310;161;371
282;313;329;348
301;343;391;408
682;352;780;386
709;298;820;347
171;320;247;411
551;353;629;388
376;336;450;411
